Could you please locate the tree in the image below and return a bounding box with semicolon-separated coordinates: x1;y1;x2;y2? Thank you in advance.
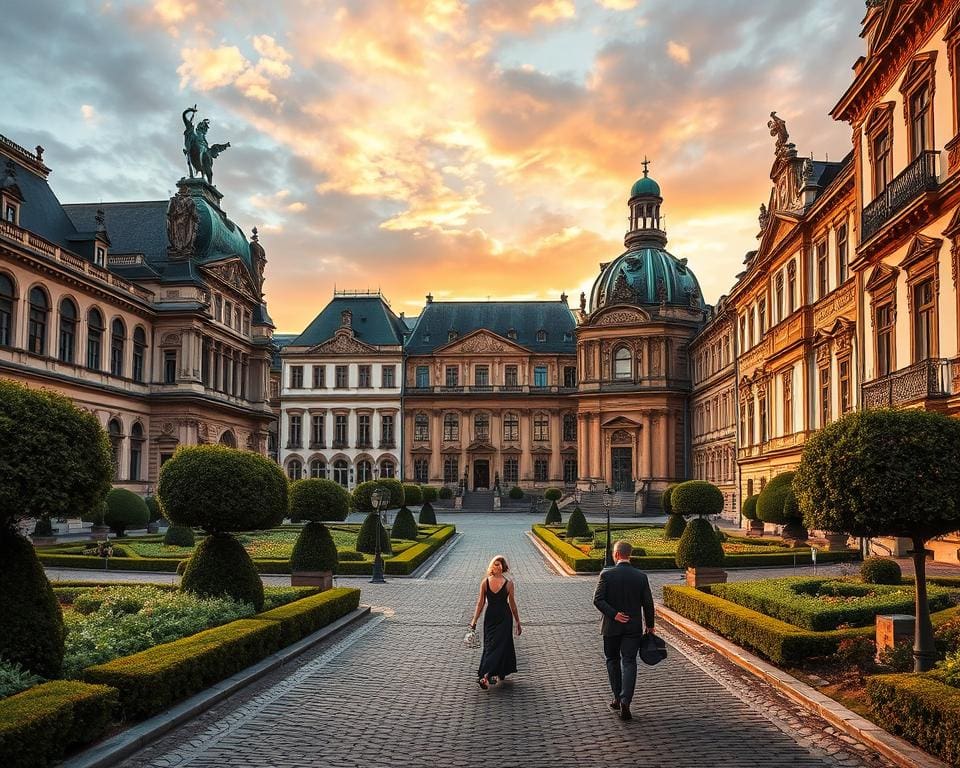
757;472;806;541
565;506;590;538
290;522;338;574
794;409;960;672
661;483;679;515
289;479;350;522
402;484;423;506
103;487;150;536
741;494;759;521
356;512;392;555
670;480;724;518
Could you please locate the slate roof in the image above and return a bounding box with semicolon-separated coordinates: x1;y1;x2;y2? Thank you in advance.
290;295;407;348
404;300;576;355
7;156;83;251
271;333;298;371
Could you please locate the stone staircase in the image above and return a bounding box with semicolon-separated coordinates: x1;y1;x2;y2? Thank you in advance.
572;490;639;517
461;490;495;510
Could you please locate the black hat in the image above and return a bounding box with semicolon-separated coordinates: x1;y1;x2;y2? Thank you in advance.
639;633;668;666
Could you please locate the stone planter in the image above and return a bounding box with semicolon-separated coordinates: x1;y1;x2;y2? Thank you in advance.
290;570;333;591
744;519;765;537
685;567;728;590
91;525;111;539
823;532;851;552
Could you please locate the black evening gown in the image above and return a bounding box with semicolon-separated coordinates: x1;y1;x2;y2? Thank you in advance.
477;578;517;679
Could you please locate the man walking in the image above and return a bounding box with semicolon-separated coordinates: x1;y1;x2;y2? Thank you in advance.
592;540;655;721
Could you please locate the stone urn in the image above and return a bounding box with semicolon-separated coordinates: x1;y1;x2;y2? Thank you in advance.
745;519;765;537
290;570;333;591
685;567;728;590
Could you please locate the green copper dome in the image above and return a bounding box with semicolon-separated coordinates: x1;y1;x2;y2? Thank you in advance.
590;246;704;312
630;175;661;198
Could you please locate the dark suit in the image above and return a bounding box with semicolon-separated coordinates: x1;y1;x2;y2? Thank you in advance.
593;561;655;706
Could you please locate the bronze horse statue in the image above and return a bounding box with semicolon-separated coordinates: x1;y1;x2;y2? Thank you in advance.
182;106;230;185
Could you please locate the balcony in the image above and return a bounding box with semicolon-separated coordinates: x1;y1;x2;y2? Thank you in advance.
862;150;939;241
405;384;574;395
861;358;952;408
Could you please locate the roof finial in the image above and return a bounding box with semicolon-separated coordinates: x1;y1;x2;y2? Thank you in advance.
641;156;650;177
95;208;106;232
252;226;259;242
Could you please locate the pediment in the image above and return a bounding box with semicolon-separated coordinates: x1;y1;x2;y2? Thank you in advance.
899;234;942;271
900;51;937;96
589;306;650;327
601;416;641;429
308;328;377;355
202;258;258;300
864;102;895;136
410;446;432;455
466;441;496;453
871;1;912;57
437;329;526;355
865;263;899;293
942;204;960;240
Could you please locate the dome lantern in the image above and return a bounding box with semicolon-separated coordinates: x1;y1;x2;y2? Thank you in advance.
626;158;666;250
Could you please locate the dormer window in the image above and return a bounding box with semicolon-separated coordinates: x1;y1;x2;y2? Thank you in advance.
94;247;106;267
448;330;458;342
536;329;547;343
507;328;517;340
4;204;16;224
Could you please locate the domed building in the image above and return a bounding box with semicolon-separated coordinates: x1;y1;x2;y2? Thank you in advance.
576;164;706;512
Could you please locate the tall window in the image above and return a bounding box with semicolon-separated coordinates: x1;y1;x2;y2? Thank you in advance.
758;298;767;337
913;278;937;361
474;365;489;387
816;241;828;299
28;287;48;355
775;274;784;323
290;365;304;388
443;413;459;441
563;458;577;484
759;397;768;444
503;412;519;442
132;327;146;382
356;460;372;483
873;129;893;197
86;308;103;368
288;414;302;448
129;422;144;482
335;365;348;388
534;458;548;482
443;456;459;483
533;413;549;441
357;414;371;446
0;274;13;347
313;365;326;388
108;419;122;479
504;365;518;388
783;373;793;435
310;459;326;479
163;350;177;384
445;366;459;387
839;359;851;414
110;318;125;376
414;458;428;483
563;366;577;387
358;365;371;388
614;347;632;380
380;459;395;478
311;413;325;446
876;302;896;376
414;413;429;441
819;367;831;426
415;365;429;388
533;365;548;387
57;298;77;363
837;225;849;284
503;457;518;484
909;83;933;158
562;414;576;441
333;459;349;486
381;414;394;446
787;262;797;314
334;414;348;446
739;316;746;350
382;365;396;388
474;413;489;441
287;459;303;481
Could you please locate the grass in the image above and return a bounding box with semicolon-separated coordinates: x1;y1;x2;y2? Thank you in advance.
582;524;784;558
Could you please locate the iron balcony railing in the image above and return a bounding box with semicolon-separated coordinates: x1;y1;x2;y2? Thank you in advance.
406;384;576;395
861;357;952;408
862;150;939;241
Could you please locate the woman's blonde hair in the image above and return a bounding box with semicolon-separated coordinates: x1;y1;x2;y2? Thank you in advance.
487;555;509;575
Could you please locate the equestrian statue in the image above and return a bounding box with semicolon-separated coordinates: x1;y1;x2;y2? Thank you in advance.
182;105;231;186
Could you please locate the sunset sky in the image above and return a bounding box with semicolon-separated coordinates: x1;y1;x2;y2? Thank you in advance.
6;0;866;332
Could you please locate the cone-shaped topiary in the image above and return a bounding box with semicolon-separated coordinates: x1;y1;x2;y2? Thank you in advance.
356;511;393;555
289;478;350;522
544;487;562;501
675;517;725;568
164;525;195;547
661;483;679;515
104;487;150;536
418;500;437;525
352;480;404;513
402;484;422;506
391;506;419;540
565;506;590;538
664;513;687;539
0;528;65;678
671;480;724;518
420;486;439;503
290;522;338;573
741;494;760;521
544;500;561;524
181;533;264;610
757;472;806;540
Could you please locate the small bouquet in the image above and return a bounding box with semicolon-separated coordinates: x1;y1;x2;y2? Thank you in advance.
462;627;480;649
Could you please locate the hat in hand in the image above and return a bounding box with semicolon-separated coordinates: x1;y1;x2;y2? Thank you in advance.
639;633;668;666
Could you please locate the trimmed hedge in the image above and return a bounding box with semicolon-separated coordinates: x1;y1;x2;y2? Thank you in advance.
543;488;562;501
741;494;759;521
402;484;423;506
0;680;118;768
671;480;724;517
391;506;419;540
533;525;601;573
508;486;524;500
861;556;902;585
676;517;724;568
104;488;149;536
289;479;350;523
181;533;265;611
420;486;439;503
664;513;687;540
164;524;195;547
290;522;338;573
384;525;456;575
256;587;360;647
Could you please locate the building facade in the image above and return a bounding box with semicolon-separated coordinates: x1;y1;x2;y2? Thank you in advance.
0;129;275;494
279;292;407;489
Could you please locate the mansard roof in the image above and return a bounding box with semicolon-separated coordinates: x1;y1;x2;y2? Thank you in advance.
405;300;576;355
290;295;407;349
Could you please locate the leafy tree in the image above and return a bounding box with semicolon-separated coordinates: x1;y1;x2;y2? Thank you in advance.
671;480;724;518
145;495;164;523
664;513;687;539
757;472;806;541
104;488;149;536
794;409;960;672
543;487;562;501
352;479;403;513
180;533;264;610
420;486;439;503
289;478;350;522
164;525;195;547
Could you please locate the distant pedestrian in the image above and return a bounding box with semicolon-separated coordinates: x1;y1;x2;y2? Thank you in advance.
592;540;655;721
470;555;521;689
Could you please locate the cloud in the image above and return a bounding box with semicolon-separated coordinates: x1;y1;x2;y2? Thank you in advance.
667;40;690;64
177;36;293;103
596;0;638;9
80;104;98;122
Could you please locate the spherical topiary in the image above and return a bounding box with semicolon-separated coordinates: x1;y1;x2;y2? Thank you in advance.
164;525;195;547
565;506;590;538
675;517;725;568
402;484;423;506
290;522;339;573
509;486;524;500
181;533;264;610
420;486;438;503
664;513;687;540
158;445;288;533
544;487;562;501
391;506;419;540
352;480;404;514
661;483;679;515
289;478;350;522
356;511;393;554
418;500;437;525
757;472;806;539
0;528;64;678
544;500;561;525
741;494;760;521
438;486;454;500
671;480;724;518
104;488;150;536
860;556;902;585
145;495;164;523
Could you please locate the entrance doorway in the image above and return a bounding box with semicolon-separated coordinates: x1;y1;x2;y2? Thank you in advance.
611;447;634;492
473;459;490;490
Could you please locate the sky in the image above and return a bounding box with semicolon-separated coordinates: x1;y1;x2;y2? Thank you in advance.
4;0;867;333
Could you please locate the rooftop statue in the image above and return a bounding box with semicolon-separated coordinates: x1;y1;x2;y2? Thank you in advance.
767;111;789;152
182;105;231;186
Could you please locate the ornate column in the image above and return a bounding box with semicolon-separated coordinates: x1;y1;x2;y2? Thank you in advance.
641;412;653;478
654;411;667;478
579;413;590;479
667;409;677;480
591;414;602;485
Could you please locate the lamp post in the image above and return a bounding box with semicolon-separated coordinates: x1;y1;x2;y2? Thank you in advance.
574;487;582;506
370;486;387;584
602;487;614;567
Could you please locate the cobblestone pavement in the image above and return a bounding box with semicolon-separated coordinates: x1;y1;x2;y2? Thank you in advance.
105;513;894;768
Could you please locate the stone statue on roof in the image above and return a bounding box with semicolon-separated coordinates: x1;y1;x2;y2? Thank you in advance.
182;105;231;186
767;111;789;152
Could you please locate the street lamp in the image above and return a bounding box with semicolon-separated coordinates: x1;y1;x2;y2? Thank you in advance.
370;485;387;584
574;487;582;506
602;487;615;567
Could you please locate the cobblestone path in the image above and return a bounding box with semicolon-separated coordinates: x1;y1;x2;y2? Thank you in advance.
114;514;894;768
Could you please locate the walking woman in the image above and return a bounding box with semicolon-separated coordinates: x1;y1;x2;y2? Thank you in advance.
470;555;522;689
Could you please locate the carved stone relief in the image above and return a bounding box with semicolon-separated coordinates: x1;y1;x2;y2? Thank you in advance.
167;190;199;259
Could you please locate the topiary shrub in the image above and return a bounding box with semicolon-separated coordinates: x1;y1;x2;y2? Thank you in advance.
32;516;54;537
661;483;679;515
0;528;65;678
403;484;423;506
290;522;339;573
438;486;454;500
164;525;195;547
544;500;561;525
418;500;437;525
664;513;687;540
391;506;419;540
675;517;725;568
671;480;724;518
352;480;404;513
145;495;164;523
181;533;264;610
757;472;806;540
509;486;524;500
356;512;392;555
565;506;590;538
337;549;365;562
103;488;149;536
860;556;902;585
290;478;350;522
420;486;438;503
741;494;760;521
544;487;562;501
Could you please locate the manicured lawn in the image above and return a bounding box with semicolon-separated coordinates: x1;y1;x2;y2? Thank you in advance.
584;524;785;558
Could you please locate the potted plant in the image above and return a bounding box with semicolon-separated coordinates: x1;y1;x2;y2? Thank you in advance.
288;478;349;589
671;480;726;588
740;494;763;536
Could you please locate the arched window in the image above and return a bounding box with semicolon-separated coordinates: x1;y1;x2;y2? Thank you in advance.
503;412;519;442
219;430;236;447
310;458;326;478
107;419;123;480
562;413;577;442
474;413;489;442
287;459;303;480
614;347;632;380
110;318;125;376
129;422;144;481
132;327;147;383
87;308;104;369
443;413;459;441
333;459;349;486
57;298;77;363
0;274;15;347
414;413;429;441
357;459;372;483
380;459;396;478
28;287;48;355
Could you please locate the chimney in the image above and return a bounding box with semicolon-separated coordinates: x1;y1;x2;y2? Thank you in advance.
426;293;433;304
